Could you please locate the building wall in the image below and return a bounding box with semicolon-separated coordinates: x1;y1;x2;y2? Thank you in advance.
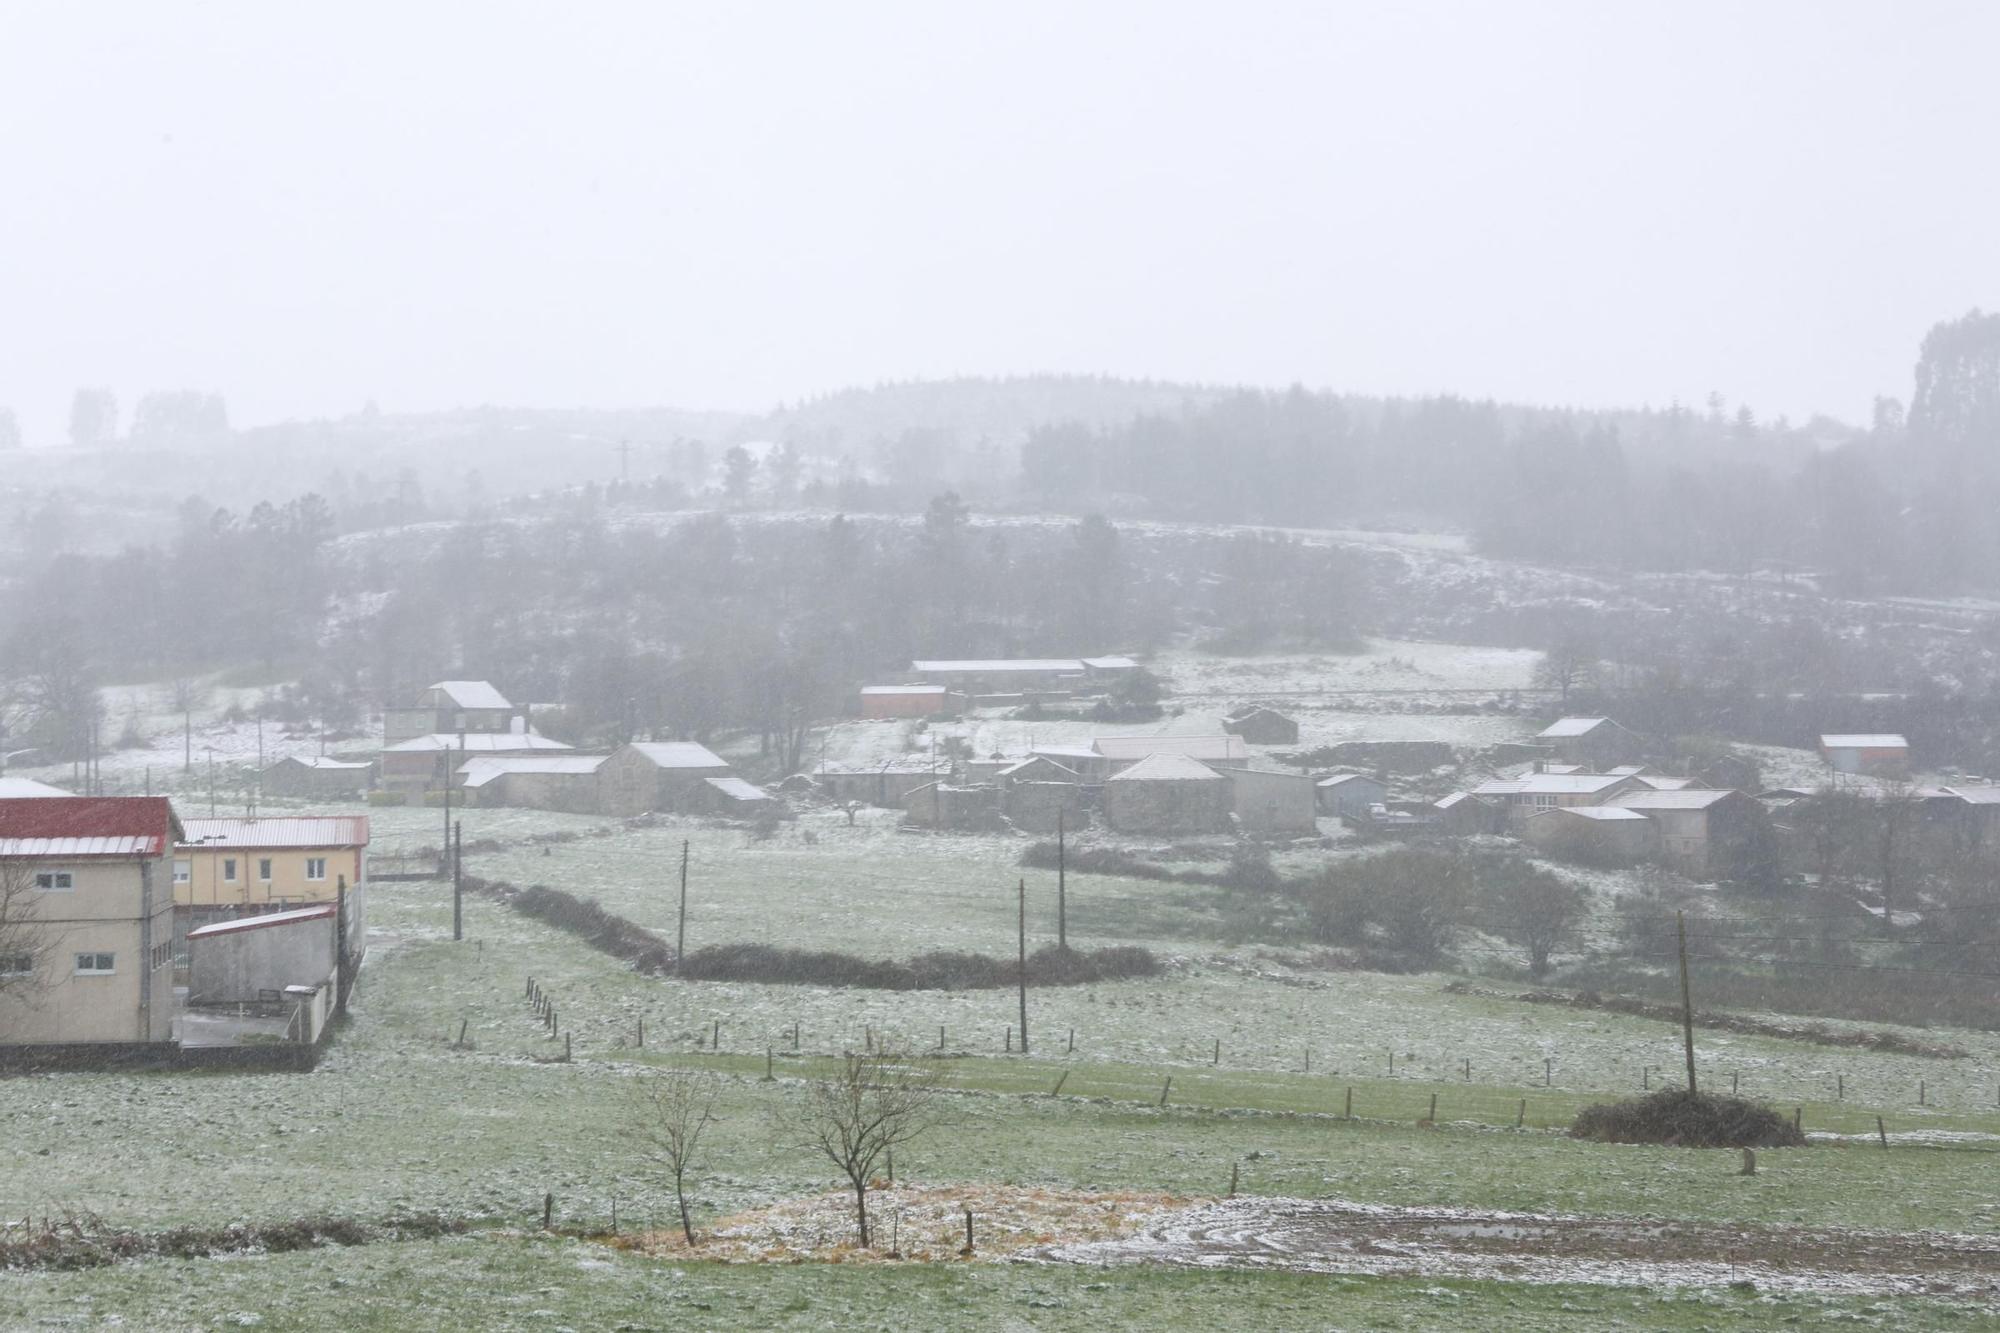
262;763;373;799
1825;747;1910;778
1103;778;1232;835
0;855;174;1044
495;770;603;814
861;691;954;719
1318;777;1388;818
812;769;943;809
176;844;366;909
902;784;1003;830
1004;781;1091;833
1553;728;1639;769
188;918;336;1004
1225;769;1319;833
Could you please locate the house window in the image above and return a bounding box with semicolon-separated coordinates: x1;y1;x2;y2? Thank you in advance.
173;860;191;885
0;953;33;977
1532;794;1557;809
305;857;327;881
74;952;115;975
34;869;74;892
222;858;238;883
258;859;273;883
150;942;172;970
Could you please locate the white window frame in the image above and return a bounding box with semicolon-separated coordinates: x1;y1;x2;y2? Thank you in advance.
305;857;327;882
0;953;33;977
34;869;75;892
258;858;273;883
222;858;238;883
73;951;116;976
173;859;191;885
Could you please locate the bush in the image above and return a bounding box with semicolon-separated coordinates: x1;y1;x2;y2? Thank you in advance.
1570;1088;1806;1148
366;790;408;807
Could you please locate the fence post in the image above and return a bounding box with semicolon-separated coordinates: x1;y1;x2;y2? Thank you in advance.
1516;1098;1526;1128
1343;1087;1352;1120
1159;1076;1171;1107
1876;1115;1888;1148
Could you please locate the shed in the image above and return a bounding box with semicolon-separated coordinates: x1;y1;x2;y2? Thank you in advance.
1536;717;1641;768
185;903;339;1005
1434;791;1505;835
1219;767;1319;833
456;755;608;813
1223;706;1300;746
859;685;961;720
260;755;373;799
600;742;733;815
1523;805;1657;861
1101;753;1232;835
702;776;785;818
1820;733;1910;779
1316;772;1390;818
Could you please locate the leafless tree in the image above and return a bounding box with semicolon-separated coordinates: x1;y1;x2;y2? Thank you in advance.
1492;864;1586;978
0;860;56;1001
798;1051;945;1248
642;1067;720;1247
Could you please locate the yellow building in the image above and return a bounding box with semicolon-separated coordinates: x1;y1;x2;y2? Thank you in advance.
175;817;370;910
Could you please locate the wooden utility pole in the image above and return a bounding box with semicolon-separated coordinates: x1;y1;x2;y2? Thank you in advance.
452;820;463;941
1017;877;1029;1055
1677;911;1698;1097
1056;812;1068;950
676;840;690;972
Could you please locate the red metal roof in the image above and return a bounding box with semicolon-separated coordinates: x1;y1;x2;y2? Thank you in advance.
0;797;182;857
178;817;370;849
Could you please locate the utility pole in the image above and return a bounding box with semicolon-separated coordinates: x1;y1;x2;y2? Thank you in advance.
676;840;690;972
452;820;463;941
616;438;631;483
1017;877;1029;1055
1057;812;1068;951
1677;911;1698;1097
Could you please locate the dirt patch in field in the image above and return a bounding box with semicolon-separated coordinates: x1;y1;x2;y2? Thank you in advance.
1027;1197;2000;1297
614;1186;1189;1263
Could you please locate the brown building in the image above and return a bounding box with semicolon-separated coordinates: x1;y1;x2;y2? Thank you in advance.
859;685;962;719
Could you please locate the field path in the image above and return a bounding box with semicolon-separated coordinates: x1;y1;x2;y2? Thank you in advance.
1027;1197;2000;1297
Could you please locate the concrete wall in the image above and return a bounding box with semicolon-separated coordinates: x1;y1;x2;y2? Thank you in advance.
1103;776;1232;835
188;916;337;1005
0;854;175;1045
1223;768;1319;833
496;769;603;814
902;783;1004;830
1005;781;1091;833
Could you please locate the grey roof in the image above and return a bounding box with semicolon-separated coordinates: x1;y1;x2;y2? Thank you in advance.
429;680;513;710
1610;788;1738;810
1820;734;1908;750
1082;656;1138;670
1107;753;1226;782
385;733;572;754
268;755;371;771
1093;734;1250;762
1633;775;1694;790
1433;792;1492;810
1474;774;1636;796
999;756;1081;780
1537;717;1621;739
861;685;949;695
456;756;606;788
625;741;729;769
1945;785;2000;805
1542;805;1651;822
704;775;774;801
1317;773;1385;789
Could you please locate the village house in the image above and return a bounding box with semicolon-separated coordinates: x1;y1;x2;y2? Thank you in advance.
378;732;575;796
1092;734;1250;774
1535;718;1643;769
1471;772;1645;822
1522;805;1657;861
175;816;369;914
1820;733;1911;779
1223;706;1300;746
1101;753;1233;835
1315;772;1389;819
858;685;963;719
812;758;948;808
1433;791;1505;834
599;742;734;815
259;755;374;800
0;796;182;1047
457;756;608;813
700;776;786;819
1218;767;1320;834
1030;746;1113;782
996;755;1084;788
382;680;530;745
911;659;1089;695
1607;788;1772;877
1004;779;1090;833
902;781;1004;831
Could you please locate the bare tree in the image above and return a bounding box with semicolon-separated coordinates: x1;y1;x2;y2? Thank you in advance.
799;1051;945;1248
1492;863;1586;978
643;1068;720;1247
0;860;56;1001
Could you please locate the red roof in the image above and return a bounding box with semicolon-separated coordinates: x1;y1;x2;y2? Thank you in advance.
0;797;184;858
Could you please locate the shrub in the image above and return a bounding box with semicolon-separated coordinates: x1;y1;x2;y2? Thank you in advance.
1570;1088;1806;1148
366;790;408;807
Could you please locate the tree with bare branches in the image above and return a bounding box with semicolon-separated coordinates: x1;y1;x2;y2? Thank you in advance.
0;859;55;1001
798;1050;945;1248
642;1067;720;1247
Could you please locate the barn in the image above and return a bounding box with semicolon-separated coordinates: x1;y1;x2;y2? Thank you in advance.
599;742;734;815
1819;733;1910;779
1102;753;1233;835
261;755;374;800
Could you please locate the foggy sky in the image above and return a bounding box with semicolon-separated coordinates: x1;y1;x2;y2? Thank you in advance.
2;0;1995;447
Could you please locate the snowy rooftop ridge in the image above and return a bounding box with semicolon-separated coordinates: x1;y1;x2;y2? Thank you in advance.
1820;734;1909;750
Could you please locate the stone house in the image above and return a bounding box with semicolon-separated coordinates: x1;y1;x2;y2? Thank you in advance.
1224;706;1299;746
1004;780;1091;834
1218;767;1319;834
1535;718;1642;769
1433;791;1505;834
1316;772;1390;818
996;755;1083;788
377;732;575;796
812;759;947;808
1523;805;1657;861
259;756;374;800
1093;734;1250;774
1607;788;1772;877
902;781;1004;831
456;756;608;813
1101;754;1232;835
599;742;734;815
383;680;529;745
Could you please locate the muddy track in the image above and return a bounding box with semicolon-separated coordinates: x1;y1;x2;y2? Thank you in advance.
1026;1198;2000;1297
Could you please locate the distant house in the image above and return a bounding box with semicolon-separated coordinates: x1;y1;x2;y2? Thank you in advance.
0;777;73;798
701;776;785;819
176;816;369;914
599;742;733;815
383;680;529;745
1030;747;1113;782
902;781;1003;831
813;759;947;809
457;756;608;813
1433;791;1505;835
1607;788;1772;877
859;685;962;720
378;732;575;796
1632;774;1695;791
260;755;373;800
0;796;182;1046
1535;718;1642;769
1820;734;1910;779
1223;706;1300;746
1471;773;1645;823
1092;734;1250;773
1218;767;1319;834
996;755;1083;788
911;659;1089;694
1102;753;1233;835
1523;806;1657;861
1316;772;1390;818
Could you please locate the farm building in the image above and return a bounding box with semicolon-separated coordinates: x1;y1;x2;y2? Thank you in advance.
457;756;608;813
175;816;369;913
1535;718;1642;769
1607;788;1773;877
1322;739;1454;773
186;902;339;1005
911;659;1089;693
859;685;962;719
1004;780;1090;833
0;796;182;1047
1632;774;1694;791
1820;734;1910;779
902;781;1004;831
997;755;1083;788
1316;772;1389;818
599;742;734;815
1472;773;1645;822
1433;791;1505;834
1030;746;1113;781
1218;767;1319;834
260;755;373;799
1523;806;1657;861
701;776;785;818
812;759;947;808
378;732;575;796
383;680;529;745
1102;753;1232;835
1093;734;1249;773
1223;706;1299;746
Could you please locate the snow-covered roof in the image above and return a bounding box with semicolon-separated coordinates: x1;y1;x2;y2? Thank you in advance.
1082;656;1138;670
1107;753;1225;782
384;733;572;754
1820;734;1908;750
1317;773;1385;789
455;756;606;788
429;680;512;710
0;777;72;798
703;776;774;801
1944;785;2000;805
1605;765;1649;777
1031;746;1102;761
1474;774;1635;796
1541;764;1585;775
624;741;728;770
269;756;372;771
861;685;949;696
1537;717;1620;739
1433;792;1491;810
186;903;336;939
913;659;1084;674
1541;805;1651;822
180;817;369;849
1000;757;1081;781
1633;775;1694;790
1093;735;1250;762
1610;789;1737;810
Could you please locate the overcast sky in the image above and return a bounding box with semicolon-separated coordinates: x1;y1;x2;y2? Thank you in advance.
1;1;1995;445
